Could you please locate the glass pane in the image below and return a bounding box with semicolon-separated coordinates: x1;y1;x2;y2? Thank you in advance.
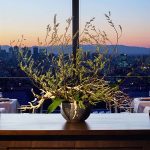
80;0;150;102
0;0;71;109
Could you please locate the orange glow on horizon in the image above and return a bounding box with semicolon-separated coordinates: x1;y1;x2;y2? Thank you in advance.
0;29;150;48
0;38;150;48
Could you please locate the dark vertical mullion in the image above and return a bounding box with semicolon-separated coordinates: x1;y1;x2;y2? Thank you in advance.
72;0;79;67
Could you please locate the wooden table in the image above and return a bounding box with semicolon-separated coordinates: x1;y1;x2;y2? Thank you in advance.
0;113;150;150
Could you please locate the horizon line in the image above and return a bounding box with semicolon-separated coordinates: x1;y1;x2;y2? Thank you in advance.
0;44;150;49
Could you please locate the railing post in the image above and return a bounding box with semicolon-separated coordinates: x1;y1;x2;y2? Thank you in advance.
72;0;79;67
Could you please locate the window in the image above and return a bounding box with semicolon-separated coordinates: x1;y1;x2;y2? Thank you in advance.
0;0;71;107
0;0;150;112
80;0;150;98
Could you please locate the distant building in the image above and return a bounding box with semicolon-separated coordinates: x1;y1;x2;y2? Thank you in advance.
0;49;7;60
39;48;47;55
39;48;47;59
33;47;39;59
9;47;13;58
14;46;19;55
27;49;32;58
8;46;19;58
118;54;128;68
21;47;31;58
83;51;91;60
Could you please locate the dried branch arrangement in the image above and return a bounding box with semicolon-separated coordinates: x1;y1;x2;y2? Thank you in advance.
19;12;131;113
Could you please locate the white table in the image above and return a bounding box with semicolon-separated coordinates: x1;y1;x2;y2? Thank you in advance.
133;97;150;113
0;98;18;113
0;108;5;113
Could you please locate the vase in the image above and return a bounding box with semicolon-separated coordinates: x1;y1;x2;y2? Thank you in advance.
60;101;91;122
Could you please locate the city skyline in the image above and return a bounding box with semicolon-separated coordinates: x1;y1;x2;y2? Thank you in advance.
0;0;150;48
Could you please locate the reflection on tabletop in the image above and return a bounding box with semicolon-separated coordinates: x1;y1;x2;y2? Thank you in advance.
62;121;90;130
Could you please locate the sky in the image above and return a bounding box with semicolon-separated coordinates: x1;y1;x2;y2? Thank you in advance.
0;0;150;47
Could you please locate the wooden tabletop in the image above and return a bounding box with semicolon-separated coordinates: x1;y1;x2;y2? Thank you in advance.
0;113;150;149
0;113;150;137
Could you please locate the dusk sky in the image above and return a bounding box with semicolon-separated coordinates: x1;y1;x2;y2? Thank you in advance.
0;0;150;47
